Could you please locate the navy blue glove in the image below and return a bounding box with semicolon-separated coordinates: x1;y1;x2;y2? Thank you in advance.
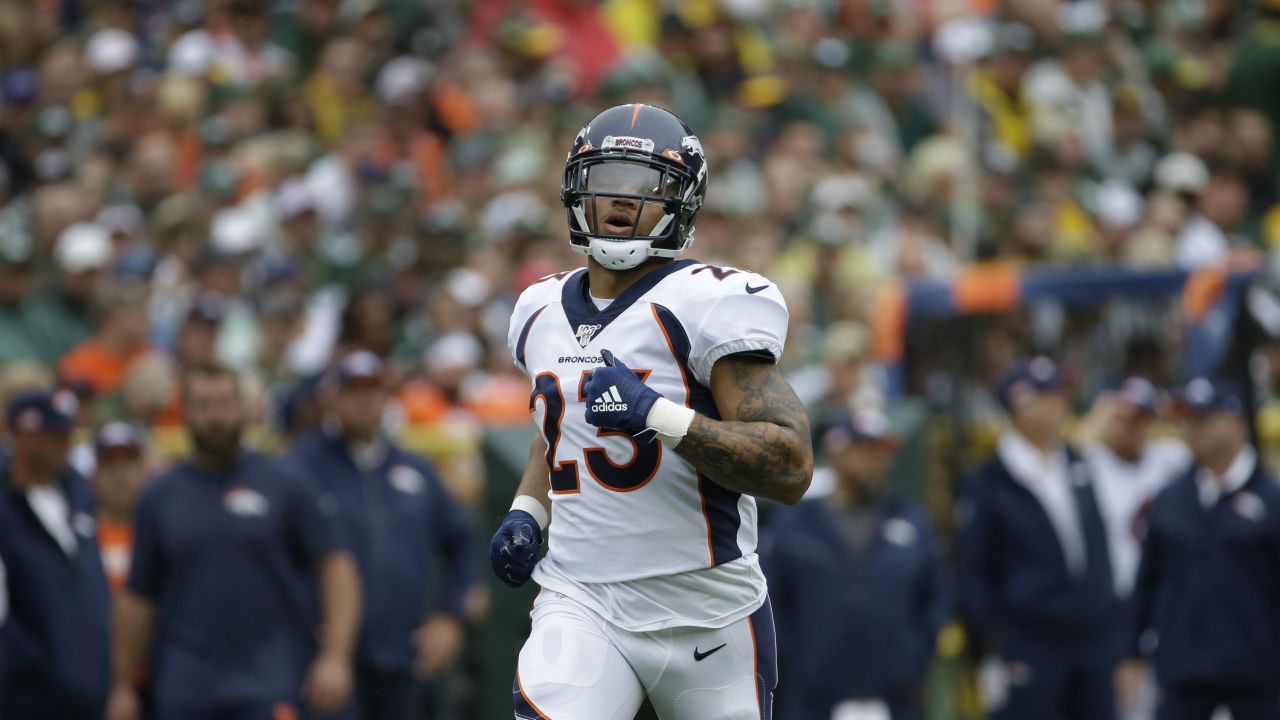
583;349;662;436
489;510;543;588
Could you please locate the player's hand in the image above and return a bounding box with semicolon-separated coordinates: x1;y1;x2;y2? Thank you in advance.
489;509;543;588
1114;658;1149;713
303;651;354;713
583;349;662;436
412;613;466;679
106;685;141;720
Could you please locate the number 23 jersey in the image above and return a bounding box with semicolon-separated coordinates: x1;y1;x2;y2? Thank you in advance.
507;259;789;631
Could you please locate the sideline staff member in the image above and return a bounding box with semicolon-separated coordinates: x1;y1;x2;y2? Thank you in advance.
290;351;474;719
763;409;948;720
958;357;1118;720
1120;378;1280;720
107;363;362;720
0;390;110;719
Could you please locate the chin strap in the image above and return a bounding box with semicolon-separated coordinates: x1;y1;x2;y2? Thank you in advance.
588;237;651;270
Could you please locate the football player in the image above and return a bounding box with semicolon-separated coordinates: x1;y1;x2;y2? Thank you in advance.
491;103;813;719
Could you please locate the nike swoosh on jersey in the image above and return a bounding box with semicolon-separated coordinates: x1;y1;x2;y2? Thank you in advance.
745;283;769;294
693;643;727;661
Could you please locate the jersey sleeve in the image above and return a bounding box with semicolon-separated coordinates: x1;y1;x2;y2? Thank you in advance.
687;273;789;387
506;273;570;376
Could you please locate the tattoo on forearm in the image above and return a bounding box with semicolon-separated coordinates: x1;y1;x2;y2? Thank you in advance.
675;358;813;503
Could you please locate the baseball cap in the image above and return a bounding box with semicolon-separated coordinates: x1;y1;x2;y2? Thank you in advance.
425;332;484;375
821;322;870;364
332;350;385;386
1175;377;1245;416
1096;180;1144;228
1154;152;1210;195
7;389;77;434
1112;376;1161;414
823;408;899;454
276;179;318;220
0;225;33;267
997;356;1067;412
376;56;433;106
55;222;112;273
84;28;140;75
96;204;146;239
1;69;38;107
94;421;143;457
210;208;265;256
186;293;226;326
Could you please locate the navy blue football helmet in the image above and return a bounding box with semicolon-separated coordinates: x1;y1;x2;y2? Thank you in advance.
561;104;708;270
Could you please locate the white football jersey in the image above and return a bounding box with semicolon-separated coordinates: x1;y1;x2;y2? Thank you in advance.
507;259;789;631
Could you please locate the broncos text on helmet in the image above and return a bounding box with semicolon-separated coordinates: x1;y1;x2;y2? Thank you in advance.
561;104;709;271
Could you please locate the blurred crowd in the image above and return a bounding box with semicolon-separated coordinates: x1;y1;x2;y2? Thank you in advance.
0;0;1277;456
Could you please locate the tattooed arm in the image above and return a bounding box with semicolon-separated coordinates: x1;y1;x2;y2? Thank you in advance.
674;354;813;504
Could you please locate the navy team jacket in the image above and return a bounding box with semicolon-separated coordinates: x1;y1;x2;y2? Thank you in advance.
1130;461;1280;689
762;497;950;714
289;429;474;672
0;463;110;719
957;448;1119;657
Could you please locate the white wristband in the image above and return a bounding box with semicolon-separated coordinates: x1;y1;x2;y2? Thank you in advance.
646;397;697;448
510;495;549;531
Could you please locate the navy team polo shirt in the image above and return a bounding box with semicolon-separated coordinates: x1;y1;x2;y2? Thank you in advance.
127;450;341;708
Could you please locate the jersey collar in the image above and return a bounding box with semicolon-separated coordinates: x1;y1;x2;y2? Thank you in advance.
560;259;695;344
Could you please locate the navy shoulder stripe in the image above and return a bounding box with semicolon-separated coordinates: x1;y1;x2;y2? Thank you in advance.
515;305;548;369
652;302;742;566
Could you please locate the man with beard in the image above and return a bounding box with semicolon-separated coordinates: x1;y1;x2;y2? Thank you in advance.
106;363;361;720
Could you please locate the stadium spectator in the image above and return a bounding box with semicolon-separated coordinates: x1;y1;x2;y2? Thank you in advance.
289;350;474;720
1082;377;1191;720
33;222;114;361
174;294;226;368
108;363;361;720
763;408;948;720
958;357;1120;720
788;320;875;445
0;233;39;364
1227;0;1280;168
1082;378;1191;599
91;422;150;594
90;420;154;711
1153;152;1229;270
0;389;110;720
970;22;1036;164
1119;378;1280;720
59;282;152;396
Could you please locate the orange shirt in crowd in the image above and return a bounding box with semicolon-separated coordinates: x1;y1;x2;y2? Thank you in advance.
399;374;531;427
98;519;133;593
59;341;149;395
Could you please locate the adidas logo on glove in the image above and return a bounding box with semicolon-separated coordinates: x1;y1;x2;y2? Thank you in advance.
591;386;628;413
